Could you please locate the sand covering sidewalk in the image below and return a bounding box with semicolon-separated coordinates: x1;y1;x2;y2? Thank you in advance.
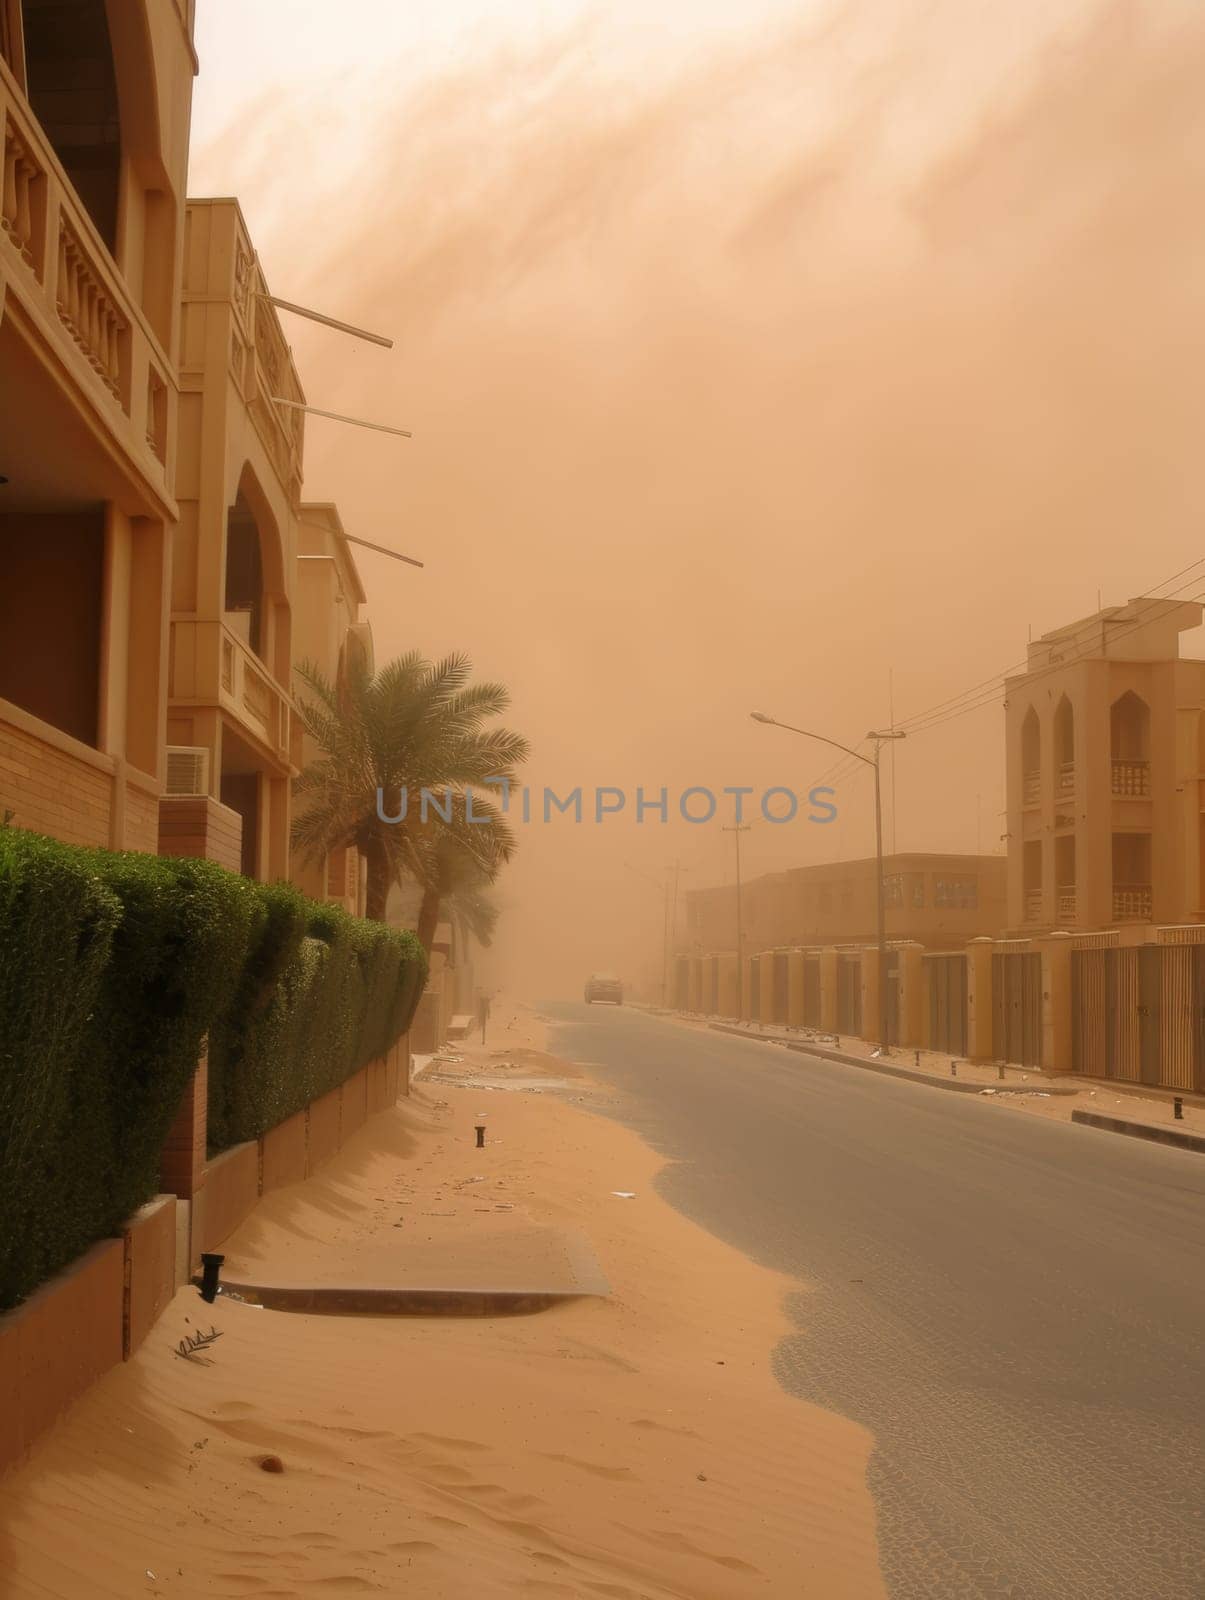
0;1002;885;1599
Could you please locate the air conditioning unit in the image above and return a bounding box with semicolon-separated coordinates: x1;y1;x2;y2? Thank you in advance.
165;746;210;798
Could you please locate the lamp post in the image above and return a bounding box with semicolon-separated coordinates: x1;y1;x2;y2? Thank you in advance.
750;712;905;1051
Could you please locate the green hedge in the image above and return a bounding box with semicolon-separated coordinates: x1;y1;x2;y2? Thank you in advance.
206;900;426;1151
0;830;428;1311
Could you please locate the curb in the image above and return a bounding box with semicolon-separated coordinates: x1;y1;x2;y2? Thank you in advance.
706;1021;1032;1096
1069;1110;1205;1155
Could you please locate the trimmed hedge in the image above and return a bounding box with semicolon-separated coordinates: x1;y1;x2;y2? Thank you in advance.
0;830;427;1311
206;899;426;1151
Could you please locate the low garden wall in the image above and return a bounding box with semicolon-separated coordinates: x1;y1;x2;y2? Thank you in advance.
0;1036;409;1476
0;827;426;1475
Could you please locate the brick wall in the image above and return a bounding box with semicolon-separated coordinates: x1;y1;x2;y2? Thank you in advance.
158;795;243;873
124;778;161;853
0;712;113;846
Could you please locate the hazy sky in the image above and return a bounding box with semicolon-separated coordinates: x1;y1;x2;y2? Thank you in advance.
190;0;1205;995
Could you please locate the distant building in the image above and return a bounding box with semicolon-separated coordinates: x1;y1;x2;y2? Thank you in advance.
1004;596;1205;932
682;851;1007;955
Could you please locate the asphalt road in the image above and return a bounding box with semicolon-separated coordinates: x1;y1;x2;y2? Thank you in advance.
547;1002;1205;1600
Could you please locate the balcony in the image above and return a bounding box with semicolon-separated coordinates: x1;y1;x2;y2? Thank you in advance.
1113;884;1153;922
1111;760;1150;797
1056;761;1075;796
1022;770;1040;806
1024;888;1043;922
168;620;297;770
1056;887;1076;922
0;59;174;506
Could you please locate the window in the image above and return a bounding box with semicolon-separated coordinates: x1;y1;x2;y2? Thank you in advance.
884;874;904;909
935;875;978;910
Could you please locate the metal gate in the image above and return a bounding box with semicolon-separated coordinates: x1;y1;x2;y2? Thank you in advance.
884;950;900;1046
1073;943;1205;1090
772;952;789;1026
703;955;718;1015
926;954;968;1056
837;954;862;1036
674;956;690;1011
992;951;1043;1066
803;956;821;1028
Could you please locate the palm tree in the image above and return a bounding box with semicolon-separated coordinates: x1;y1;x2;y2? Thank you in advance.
292;651;529;941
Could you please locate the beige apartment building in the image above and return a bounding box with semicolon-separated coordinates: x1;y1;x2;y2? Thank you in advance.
1;19;378;907
683;851;1007;956
161;197;307;879
1005;597;1205;932
0;0;196;848
290;501;373;914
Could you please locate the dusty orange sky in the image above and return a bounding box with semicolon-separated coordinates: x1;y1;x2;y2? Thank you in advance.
189;0;1205;995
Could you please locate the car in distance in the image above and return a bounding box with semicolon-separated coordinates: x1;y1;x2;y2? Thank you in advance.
584;972;623;1004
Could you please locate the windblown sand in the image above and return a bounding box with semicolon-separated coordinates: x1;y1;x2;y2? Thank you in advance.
0;1003;885;1598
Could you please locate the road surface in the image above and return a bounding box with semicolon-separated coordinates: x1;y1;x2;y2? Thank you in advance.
548;1003;1205;1600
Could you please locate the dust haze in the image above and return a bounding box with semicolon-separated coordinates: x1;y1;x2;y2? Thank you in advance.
190;0;1205;999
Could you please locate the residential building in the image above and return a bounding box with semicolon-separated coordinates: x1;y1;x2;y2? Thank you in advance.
682;851;1007;955
162;198;306;878
0;0;196;848
1004;596;1205;931
290;501;373;913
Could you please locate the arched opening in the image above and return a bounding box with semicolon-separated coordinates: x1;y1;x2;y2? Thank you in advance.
223;465;290;676
224;492;265;659
21;0;122;255
1110;692;1150;795
1054;696;1074;794
1021;707;1040;804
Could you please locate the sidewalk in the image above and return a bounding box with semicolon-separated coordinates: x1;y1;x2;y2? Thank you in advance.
660;1011;1205;1145
0;997;886;1600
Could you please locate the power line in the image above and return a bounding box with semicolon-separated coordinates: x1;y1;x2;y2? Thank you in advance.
893;559;1205;738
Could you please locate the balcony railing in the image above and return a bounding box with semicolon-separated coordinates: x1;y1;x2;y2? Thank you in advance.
168;620;295;769
1056;887;1077;922
1;58;174;505
1111;759;1150;797
1056;761;1075;795
1022;770;1040;805
1024;888;1043;921
1113;884;1153;921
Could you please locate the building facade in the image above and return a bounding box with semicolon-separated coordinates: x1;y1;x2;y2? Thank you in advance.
683;851;1007;956
162;197;308;879
0;0;196;849
290;500;373;913
1004;597;1205;932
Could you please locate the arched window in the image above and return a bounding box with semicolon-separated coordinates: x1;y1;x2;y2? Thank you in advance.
1110;692;1150;795
1054;696;1074;794
1021;707;1040;804
224;493;265;658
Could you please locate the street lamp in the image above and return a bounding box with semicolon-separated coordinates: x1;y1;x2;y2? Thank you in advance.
750;711;905;1052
